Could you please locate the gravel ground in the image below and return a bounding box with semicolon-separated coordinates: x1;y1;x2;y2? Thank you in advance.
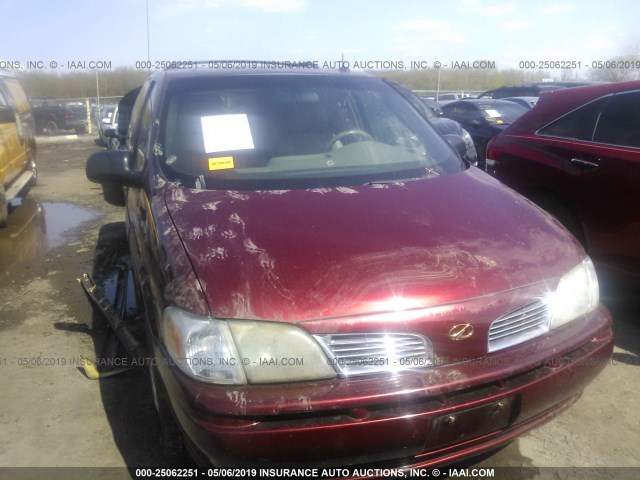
0;135;638;478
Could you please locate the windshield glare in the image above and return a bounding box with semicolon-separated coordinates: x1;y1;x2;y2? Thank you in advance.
158;75;464;190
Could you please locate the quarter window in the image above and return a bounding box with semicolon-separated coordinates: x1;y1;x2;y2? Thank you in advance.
538;96;609;140
593;91;640;148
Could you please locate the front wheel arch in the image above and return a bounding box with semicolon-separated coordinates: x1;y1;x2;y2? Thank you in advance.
526;190;587;248
0;182;8;228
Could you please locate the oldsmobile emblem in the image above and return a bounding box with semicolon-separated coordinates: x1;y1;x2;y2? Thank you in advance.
449;323;474;341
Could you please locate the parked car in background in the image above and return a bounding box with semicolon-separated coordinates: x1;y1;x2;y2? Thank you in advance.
86;67;612;469
436;93;462;103
102;87;142;152
97;104;118;146
30;98;88;135
419;97;444;116
442;99;527;168
0;71;37;227
390;83;477;165
435;93;474;104
487;80;640;282
65;102;89;133
502;96;538;109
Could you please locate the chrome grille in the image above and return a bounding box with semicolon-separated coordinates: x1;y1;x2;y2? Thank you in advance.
488;300;550;352
314;333;433;376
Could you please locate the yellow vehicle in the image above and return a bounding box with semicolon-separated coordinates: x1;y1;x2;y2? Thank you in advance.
0;70;37;227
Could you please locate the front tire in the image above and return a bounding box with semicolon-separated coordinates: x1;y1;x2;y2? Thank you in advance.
27;155;37;187
149;362;187;463
45;120;59;136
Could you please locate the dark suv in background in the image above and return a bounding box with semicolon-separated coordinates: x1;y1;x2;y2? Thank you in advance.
487;80;640;281
441;99;527;168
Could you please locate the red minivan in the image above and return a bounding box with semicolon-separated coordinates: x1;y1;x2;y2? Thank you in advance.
487;80;640;282
86;67;613;469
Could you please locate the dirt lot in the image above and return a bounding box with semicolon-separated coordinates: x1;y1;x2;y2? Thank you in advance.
0;135;638;477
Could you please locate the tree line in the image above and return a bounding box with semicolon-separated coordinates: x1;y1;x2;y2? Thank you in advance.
17;67;149;100
15;58;638;100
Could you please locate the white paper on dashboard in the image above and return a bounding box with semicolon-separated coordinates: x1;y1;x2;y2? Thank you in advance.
201;114;255;153
485;109;501;117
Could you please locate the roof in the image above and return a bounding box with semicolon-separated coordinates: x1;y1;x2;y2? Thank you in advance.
506;80;640;134
501;96;539;101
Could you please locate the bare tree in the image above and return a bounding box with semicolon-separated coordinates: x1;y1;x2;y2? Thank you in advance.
589;43;640;82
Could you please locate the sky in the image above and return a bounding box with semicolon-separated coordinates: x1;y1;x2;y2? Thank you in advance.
0;0;638;74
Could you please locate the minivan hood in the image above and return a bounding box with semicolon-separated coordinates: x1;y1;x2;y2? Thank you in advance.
164;168;583;321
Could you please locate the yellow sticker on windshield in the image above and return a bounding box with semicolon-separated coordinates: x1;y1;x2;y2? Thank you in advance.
208;156;235;171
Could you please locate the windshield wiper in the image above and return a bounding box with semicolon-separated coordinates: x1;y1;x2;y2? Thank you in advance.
365;168;439;186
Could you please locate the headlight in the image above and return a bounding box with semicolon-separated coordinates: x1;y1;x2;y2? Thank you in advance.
162;307;337;384
548;257;599;329
460;128;478;164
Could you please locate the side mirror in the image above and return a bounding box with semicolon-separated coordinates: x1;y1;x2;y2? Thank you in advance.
444;134;467;158
444;134;479;167
0;106;15;124
86;150;139;186
86;150;139;207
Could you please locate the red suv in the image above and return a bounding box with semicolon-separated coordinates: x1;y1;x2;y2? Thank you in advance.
487;80;640;281
86;67;612;469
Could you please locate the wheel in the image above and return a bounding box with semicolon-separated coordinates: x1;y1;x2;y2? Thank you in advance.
74;126;87;134
0;182;7;228
107;137;120;150
45;120;59;136
137;268;188;463
324;129;374;151
150;362;187;463
27;154;37;187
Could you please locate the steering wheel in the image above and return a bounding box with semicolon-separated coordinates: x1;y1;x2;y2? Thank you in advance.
324;129;374;151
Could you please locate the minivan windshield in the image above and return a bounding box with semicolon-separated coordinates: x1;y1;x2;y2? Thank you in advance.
158;74;465;190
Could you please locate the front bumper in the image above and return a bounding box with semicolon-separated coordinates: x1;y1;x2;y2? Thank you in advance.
155;306;613;468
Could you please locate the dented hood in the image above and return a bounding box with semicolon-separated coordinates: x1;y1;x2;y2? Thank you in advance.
164;168;583;321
